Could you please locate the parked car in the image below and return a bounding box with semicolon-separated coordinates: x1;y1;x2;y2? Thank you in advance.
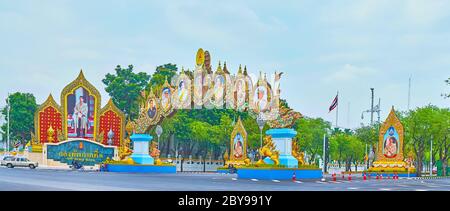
1;157;38;169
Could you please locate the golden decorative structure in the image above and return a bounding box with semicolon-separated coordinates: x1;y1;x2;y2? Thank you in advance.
34;94;63;145
223;149;229;162
99;98;126;143
47;125;55;143
226;117;248;166
118;119;134;160
257;136;280;166
60;70;101;141
292;139;305;166
150;141;161;165
30;132;42;153
369;107;409;172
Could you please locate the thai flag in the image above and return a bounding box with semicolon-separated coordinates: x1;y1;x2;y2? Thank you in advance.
329;94;338;112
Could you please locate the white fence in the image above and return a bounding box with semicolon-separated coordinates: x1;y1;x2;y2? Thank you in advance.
162;158;224;172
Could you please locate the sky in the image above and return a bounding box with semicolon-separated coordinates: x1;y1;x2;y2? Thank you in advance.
0;0;449;130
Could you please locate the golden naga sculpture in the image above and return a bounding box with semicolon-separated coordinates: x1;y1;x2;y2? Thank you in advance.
292;139;305;166
118;138;133;160
118;120;134;160
96;131;104;143
57;129;65;142
257;136;280;166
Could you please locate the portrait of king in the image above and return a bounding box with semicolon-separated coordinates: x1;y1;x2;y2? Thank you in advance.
383;126;399;158
66;87;96;139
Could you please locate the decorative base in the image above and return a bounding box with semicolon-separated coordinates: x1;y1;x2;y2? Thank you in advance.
106;164;176;173
263;154;298;168
368;172;417;177
130;154;154;165
237;168;322;180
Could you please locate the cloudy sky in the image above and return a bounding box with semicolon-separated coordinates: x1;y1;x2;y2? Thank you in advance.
0;0;449;129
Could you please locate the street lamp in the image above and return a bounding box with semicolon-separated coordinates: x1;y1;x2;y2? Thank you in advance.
256;113;266;149
430;135;433;177
156;125;163;151
6;93;10;153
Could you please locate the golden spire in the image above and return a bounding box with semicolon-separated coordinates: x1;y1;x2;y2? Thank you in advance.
216;61;223;74
77;69;86;81
238;64;243;74
243;65;248;76
223;61;230;74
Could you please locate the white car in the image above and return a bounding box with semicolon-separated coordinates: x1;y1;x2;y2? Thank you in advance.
1;157;38;169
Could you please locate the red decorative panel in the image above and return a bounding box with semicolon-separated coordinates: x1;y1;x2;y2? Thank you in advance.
99;110;122;146
39;106;62;143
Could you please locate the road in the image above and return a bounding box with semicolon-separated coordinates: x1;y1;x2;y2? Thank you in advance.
0;167;449;191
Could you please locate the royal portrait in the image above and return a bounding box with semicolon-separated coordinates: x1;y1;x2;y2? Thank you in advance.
233;133;244;159
253;86;269;113
235;78;246;109
214;75;225;104
67;87;95;139
147;98;157;119
383;126;399;158
161;87;171;113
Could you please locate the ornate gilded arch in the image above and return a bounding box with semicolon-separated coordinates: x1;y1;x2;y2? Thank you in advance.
229;117;248;163
34;94;63;143
99;99;125;146
376;106;404;162
60;70;101;141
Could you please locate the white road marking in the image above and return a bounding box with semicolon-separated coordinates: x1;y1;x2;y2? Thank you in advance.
415;189;428;191
294;181;303;184
379;188;391;191
347;187;359;190
231;178;237;181
272;180;280;183
251;179;258;181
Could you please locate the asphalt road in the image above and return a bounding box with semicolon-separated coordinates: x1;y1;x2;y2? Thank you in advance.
0;167;449;191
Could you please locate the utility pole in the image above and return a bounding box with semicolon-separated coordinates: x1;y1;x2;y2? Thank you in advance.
370;88;374;125
377;98;381;124
322;133;326;181
408;76;411;110
347;102;350;128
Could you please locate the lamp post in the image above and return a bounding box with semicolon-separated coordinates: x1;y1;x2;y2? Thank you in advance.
430;136;433;177
322;128;331;181
6;93;10;153
156;125;163;151
256;113;266;149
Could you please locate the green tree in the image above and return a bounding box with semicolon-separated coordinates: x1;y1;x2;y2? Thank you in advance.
148;63;178;88
403;105;439;176
433;108;450;176
102;65;151;119
295;117;331;165
0;92;37;146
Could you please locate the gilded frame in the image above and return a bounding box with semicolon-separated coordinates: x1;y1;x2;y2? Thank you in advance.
60;70;101;141
376;107;404;162
229;117;248;162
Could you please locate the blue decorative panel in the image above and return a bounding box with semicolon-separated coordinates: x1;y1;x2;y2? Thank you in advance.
47;140;115;166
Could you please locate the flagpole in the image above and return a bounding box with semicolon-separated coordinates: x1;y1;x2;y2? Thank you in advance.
336;91;339;128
